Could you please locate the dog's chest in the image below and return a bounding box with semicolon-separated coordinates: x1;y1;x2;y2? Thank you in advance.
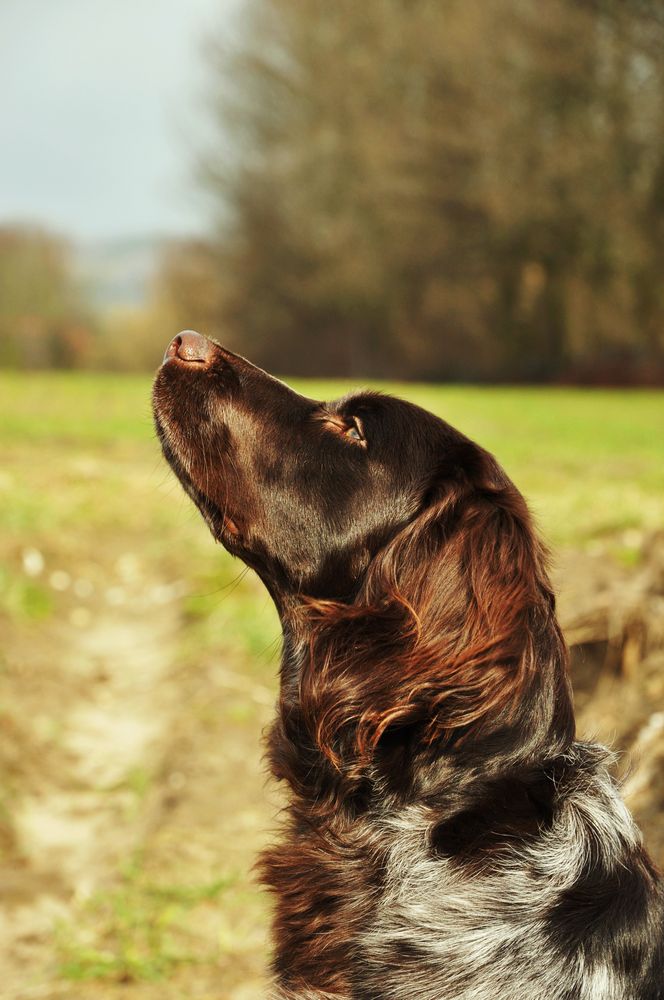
260;814;386;995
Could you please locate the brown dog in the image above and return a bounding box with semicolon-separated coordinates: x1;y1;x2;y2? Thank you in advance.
153;331;664;1000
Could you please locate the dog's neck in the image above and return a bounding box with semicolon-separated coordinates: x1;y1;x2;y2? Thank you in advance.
271;606;575;818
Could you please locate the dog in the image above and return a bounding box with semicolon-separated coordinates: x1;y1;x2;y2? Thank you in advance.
153;331;664;999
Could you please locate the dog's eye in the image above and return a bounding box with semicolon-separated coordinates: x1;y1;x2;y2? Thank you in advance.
345;417;366;445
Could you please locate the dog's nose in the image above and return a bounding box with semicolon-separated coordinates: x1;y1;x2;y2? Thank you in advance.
163;331;216;367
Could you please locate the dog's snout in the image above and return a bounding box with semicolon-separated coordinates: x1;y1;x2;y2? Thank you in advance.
163;331;216;367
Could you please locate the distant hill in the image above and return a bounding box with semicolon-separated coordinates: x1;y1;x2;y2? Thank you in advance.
73;236;166;311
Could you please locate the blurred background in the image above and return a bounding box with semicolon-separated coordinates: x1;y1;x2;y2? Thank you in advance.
0;1;663;997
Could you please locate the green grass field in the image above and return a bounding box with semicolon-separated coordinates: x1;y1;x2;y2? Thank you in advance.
2;370;662;548
0;371;662;999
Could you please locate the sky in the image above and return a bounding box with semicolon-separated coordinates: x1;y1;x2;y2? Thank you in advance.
0;0;238;243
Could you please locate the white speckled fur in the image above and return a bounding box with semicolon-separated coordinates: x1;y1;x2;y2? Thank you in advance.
354;746;644;1000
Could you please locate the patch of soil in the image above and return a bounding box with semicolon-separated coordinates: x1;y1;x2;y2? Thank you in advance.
0;589;180;998
0;535;662;999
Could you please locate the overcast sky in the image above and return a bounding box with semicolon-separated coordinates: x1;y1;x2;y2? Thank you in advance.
0;0;237;242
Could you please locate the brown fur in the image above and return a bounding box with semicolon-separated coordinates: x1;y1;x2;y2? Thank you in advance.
153;337;663;999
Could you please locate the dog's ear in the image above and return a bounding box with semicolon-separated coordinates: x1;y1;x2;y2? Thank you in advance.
298;442;573;778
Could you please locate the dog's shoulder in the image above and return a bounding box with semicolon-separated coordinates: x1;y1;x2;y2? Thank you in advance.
357;742;664;1000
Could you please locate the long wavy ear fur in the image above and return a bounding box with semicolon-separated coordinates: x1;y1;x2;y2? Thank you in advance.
297;442;574;779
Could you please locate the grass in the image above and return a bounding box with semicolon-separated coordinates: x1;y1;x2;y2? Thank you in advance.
0;370;662;997
0;371;154;445
1;370;662;552
0;564;53;621
0;371;662;669
57;853;233;984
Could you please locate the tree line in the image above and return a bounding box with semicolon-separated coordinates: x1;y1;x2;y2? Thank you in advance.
198;0;664;382
0;227;95;369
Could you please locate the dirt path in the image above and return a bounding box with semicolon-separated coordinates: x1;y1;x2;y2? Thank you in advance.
0;576;181;998
3;537;662;999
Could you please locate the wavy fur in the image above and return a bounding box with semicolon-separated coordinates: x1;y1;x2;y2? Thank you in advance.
153;338;664;999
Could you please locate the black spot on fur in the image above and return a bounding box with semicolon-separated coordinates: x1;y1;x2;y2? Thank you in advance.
546;846;664;990
430;771;555;870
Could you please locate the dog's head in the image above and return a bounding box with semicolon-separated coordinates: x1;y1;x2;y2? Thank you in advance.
153;331;574;774
153;331;460;602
